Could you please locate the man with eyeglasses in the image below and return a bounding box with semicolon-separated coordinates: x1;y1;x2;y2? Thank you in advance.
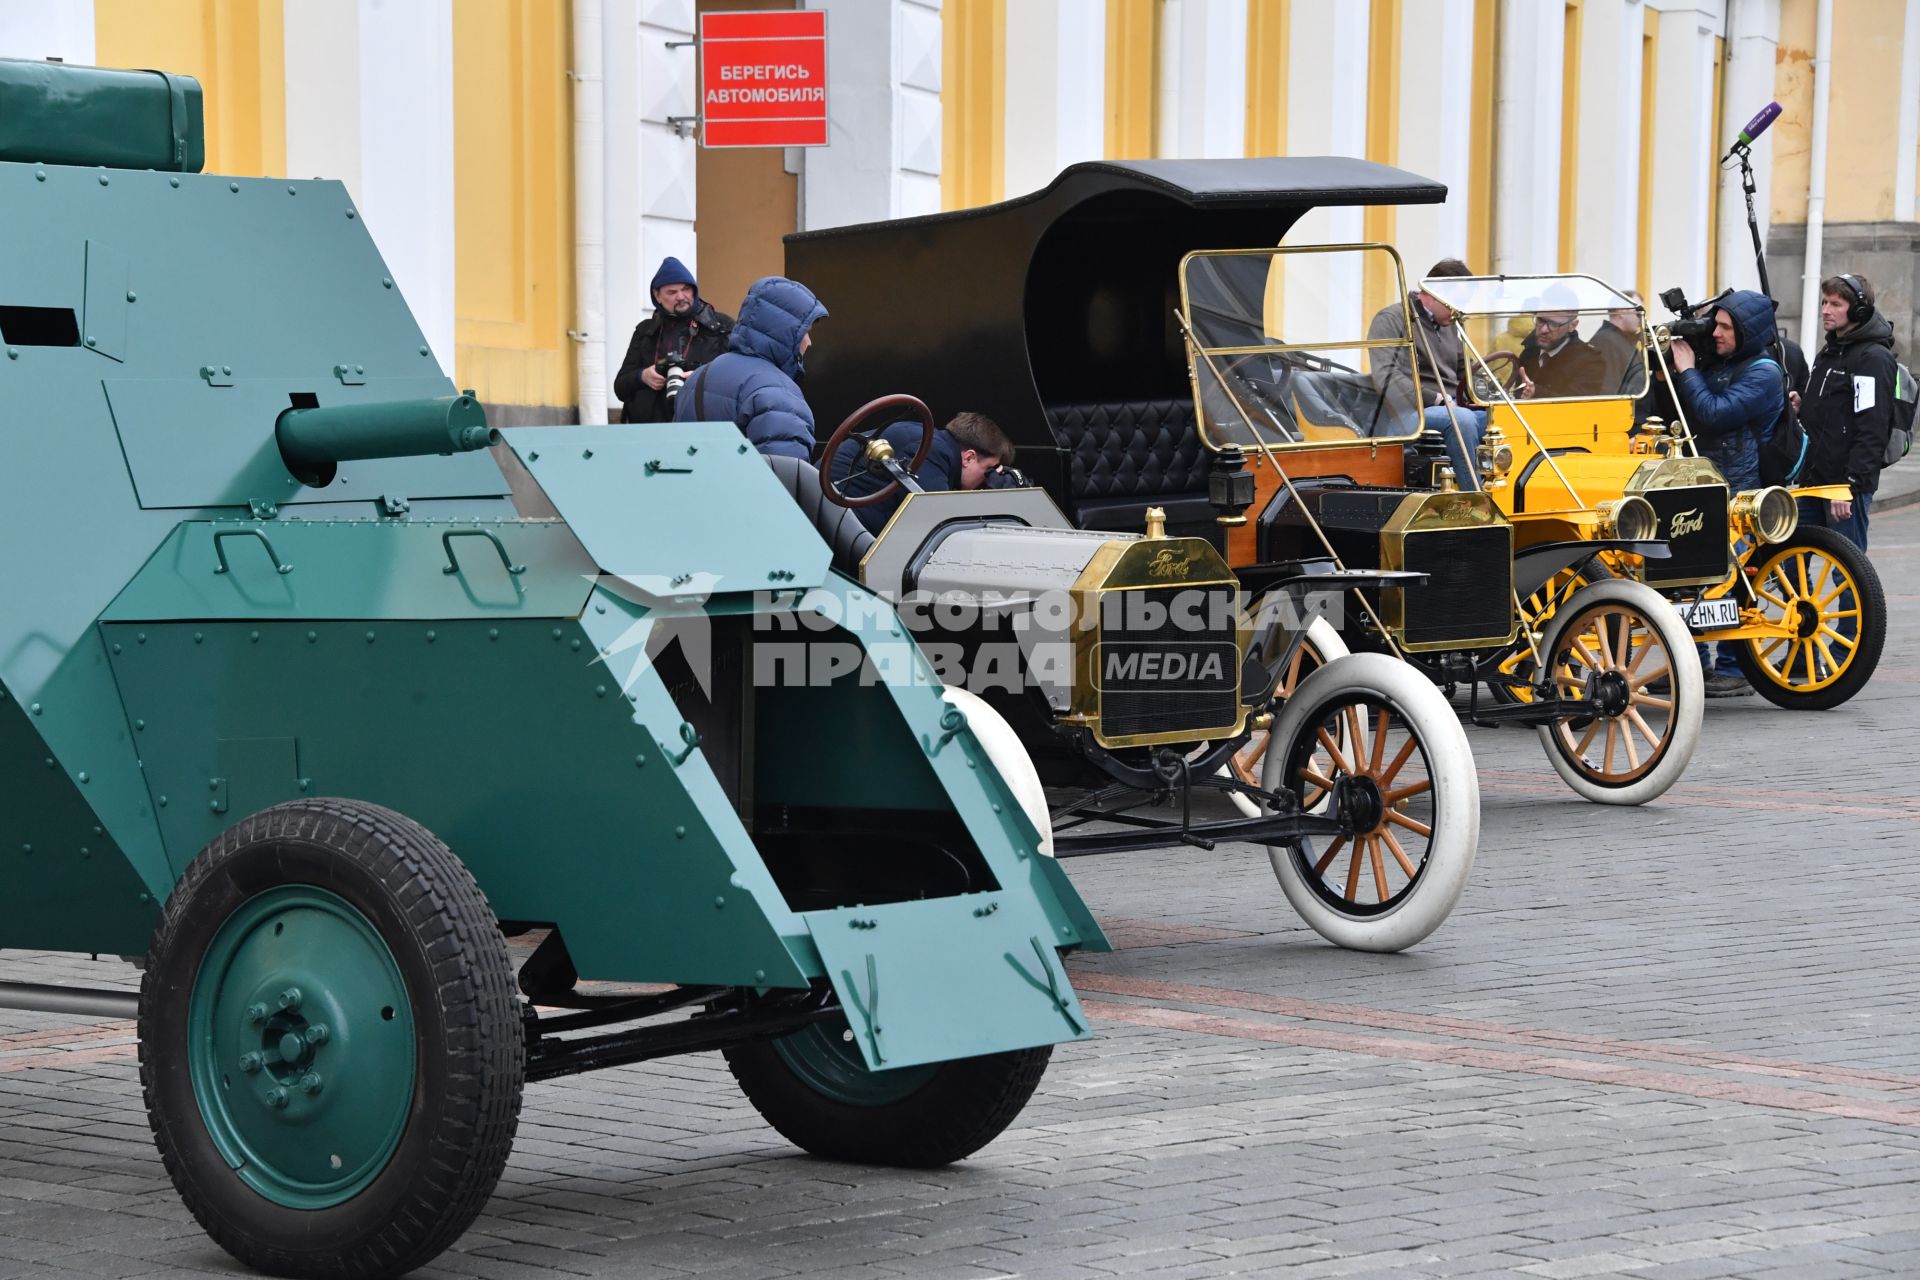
1518;309;1607;399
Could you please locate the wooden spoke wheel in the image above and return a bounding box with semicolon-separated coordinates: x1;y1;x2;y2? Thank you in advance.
1534;579;1702;805
1226;616;1349;810
1730;526;1885;711
1260;653;1478;952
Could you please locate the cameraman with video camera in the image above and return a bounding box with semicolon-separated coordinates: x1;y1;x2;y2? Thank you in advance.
1663;288;1785;696
613;257;734;424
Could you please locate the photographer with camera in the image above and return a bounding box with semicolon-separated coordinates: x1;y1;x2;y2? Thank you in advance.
1794;274;1900;550
1664;288;1786;696
613;257;734;424
830;411;1021;533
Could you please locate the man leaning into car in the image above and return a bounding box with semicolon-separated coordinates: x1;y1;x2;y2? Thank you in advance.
1368;257;1481;487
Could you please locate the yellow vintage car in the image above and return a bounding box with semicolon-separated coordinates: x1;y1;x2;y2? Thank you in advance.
1415;272;1887;710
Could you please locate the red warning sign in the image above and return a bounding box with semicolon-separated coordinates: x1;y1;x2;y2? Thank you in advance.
699;9;829;148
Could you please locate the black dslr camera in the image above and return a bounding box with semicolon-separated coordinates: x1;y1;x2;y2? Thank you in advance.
1657;286;1727;363
654;355;694;406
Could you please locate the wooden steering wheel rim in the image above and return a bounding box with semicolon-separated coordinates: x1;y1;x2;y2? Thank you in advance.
818;394;938;509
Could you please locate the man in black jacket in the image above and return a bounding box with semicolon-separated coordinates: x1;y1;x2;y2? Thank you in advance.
1796;274;1898;550
613;257;734;424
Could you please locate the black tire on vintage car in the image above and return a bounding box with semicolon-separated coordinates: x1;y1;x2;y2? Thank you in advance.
1532;578;1704;806
1731;524;1886;711
724;1029;1050;1167
139;799;524;1280
1260;652;1479;953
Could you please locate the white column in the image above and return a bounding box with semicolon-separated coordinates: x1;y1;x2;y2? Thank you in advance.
800;0;941;230
1493;0;1565;273
1575;0;1649;291
1646;4;1720;310
636;0;697;287
1395;0;1477;278
603;0;645;395
285;0;457;369
0;4;94;63
1003;0;1106;198
1158;0;1247;159
1283;2;1369;341
1895;0;1919;222
1717;0;1781;294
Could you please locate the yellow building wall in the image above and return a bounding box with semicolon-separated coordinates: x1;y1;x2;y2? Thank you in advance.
452;0;576;411
1363;0;1402;318
1105;0;1159;159
1774;0;1910;226
94;0;285;179
942;0;1005;210
1244;0;1289;157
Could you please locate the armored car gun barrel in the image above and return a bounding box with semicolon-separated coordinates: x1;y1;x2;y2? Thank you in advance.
0;58;1105;1279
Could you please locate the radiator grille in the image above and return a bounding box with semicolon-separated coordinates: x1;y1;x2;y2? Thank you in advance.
1096;585;1239;741
1397;527;1513;648
1640;484;1731;586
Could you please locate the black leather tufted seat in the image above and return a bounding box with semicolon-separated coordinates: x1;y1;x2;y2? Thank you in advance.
764;454;876;580
1046;399;1212;533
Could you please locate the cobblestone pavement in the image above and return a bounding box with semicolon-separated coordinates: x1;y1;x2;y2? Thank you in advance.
5;508;1919;1279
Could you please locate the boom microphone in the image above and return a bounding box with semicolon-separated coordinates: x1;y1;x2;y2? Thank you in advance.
1727;101;1782;157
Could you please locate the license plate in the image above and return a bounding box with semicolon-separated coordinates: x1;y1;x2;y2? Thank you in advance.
1676;598;1739;633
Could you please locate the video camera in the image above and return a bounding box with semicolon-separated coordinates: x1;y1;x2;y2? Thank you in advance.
1656;286;1729;364
982;464;1030;490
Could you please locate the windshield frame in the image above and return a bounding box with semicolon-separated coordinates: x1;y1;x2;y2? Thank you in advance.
1178;242;1429;455
1425;273;1652;406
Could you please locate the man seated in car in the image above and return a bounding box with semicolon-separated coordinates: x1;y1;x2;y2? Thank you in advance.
829;411;1018;533
1518;307;1607;399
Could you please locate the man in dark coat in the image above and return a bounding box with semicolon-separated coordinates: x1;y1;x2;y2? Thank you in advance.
674;276;827;460
613;257;733;424
1667;288;1787;696
1588;292;1647;397
829;411;1018;533
1795;273;1899;550
1518;309;1608;399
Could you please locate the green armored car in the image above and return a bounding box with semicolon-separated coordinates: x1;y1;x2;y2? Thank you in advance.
0;61;1106;1277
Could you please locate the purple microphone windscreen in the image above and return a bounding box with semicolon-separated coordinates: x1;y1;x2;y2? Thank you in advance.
1737;101;1782;146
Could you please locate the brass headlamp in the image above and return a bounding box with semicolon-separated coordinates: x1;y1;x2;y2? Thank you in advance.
1595;495;1658;541
1730;486;1798;544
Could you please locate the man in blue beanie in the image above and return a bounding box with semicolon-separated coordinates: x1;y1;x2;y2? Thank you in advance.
613;256;733;424
675;276;827;461
1667;288;1786;696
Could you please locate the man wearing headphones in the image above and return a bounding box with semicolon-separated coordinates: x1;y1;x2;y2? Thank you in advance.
1796;274;1899;549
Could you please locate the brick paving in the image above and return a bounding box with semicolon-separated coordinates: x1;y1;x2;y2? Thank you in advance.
3;506;1919;1277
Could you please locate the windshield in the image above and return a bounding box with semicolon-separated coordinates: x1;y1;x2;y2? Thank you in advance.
1422;274;1649;402
1179;246;1426;450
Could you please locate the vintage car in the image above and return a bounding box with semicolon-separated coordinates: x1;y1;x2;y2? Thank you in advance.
771;390;1479;953
790;161;1703;809
1413;272;1886;711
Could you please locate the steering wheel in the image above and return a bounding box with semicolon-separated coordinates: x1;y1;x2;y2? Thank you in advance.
819;394;936;508
1471;350;1524;401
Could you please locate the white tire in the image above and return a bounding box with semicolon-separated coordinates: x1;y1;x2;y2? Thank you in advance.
1260;652;1478;952
1225;616;1350;819
941;686;1053;857
1532;578;1703;806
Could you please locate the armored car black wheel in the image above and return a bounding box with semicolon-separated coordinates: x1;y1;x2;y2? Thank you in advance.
1261;653;1478;952
140;800;524;1279
1534;579;1702;805
1731;525;1885;710
726;1026;1049;1167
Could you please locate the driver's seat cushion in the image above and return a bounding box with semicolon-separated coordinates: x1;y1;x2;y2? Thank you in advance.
764;454;876;580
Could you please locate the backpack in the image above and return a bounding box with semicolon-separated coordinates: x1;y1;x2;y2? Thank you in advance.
1757;355;1806;487
1886;361;1917;468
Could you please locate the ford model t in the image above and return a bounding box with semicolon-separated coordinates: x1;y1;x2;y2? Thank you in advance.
0;61;1108;1277
1407;270;1886;712
790;159;1704;810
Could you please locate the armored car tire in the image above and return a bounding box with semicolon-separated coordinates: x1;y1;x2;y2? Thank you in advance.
725;1031;1051;1167
1261;653;1478;953
1731;525;1885;711
1534;579;1703;806
139;800;524;1279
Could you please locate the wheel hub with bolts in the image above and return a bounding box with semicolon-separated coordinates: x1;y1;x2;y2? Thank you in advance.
186;886;417;1209
1588;670;1632;718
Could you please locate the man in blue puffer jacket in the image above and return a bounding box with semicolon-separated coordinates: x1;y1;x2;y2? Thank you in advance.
675;276;828;460
1666;288;1786;695
1666;288;1784;492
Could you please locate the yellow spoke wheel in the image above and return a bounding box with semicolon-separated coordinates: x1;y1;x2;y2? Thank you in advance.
1730;526;1885;711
